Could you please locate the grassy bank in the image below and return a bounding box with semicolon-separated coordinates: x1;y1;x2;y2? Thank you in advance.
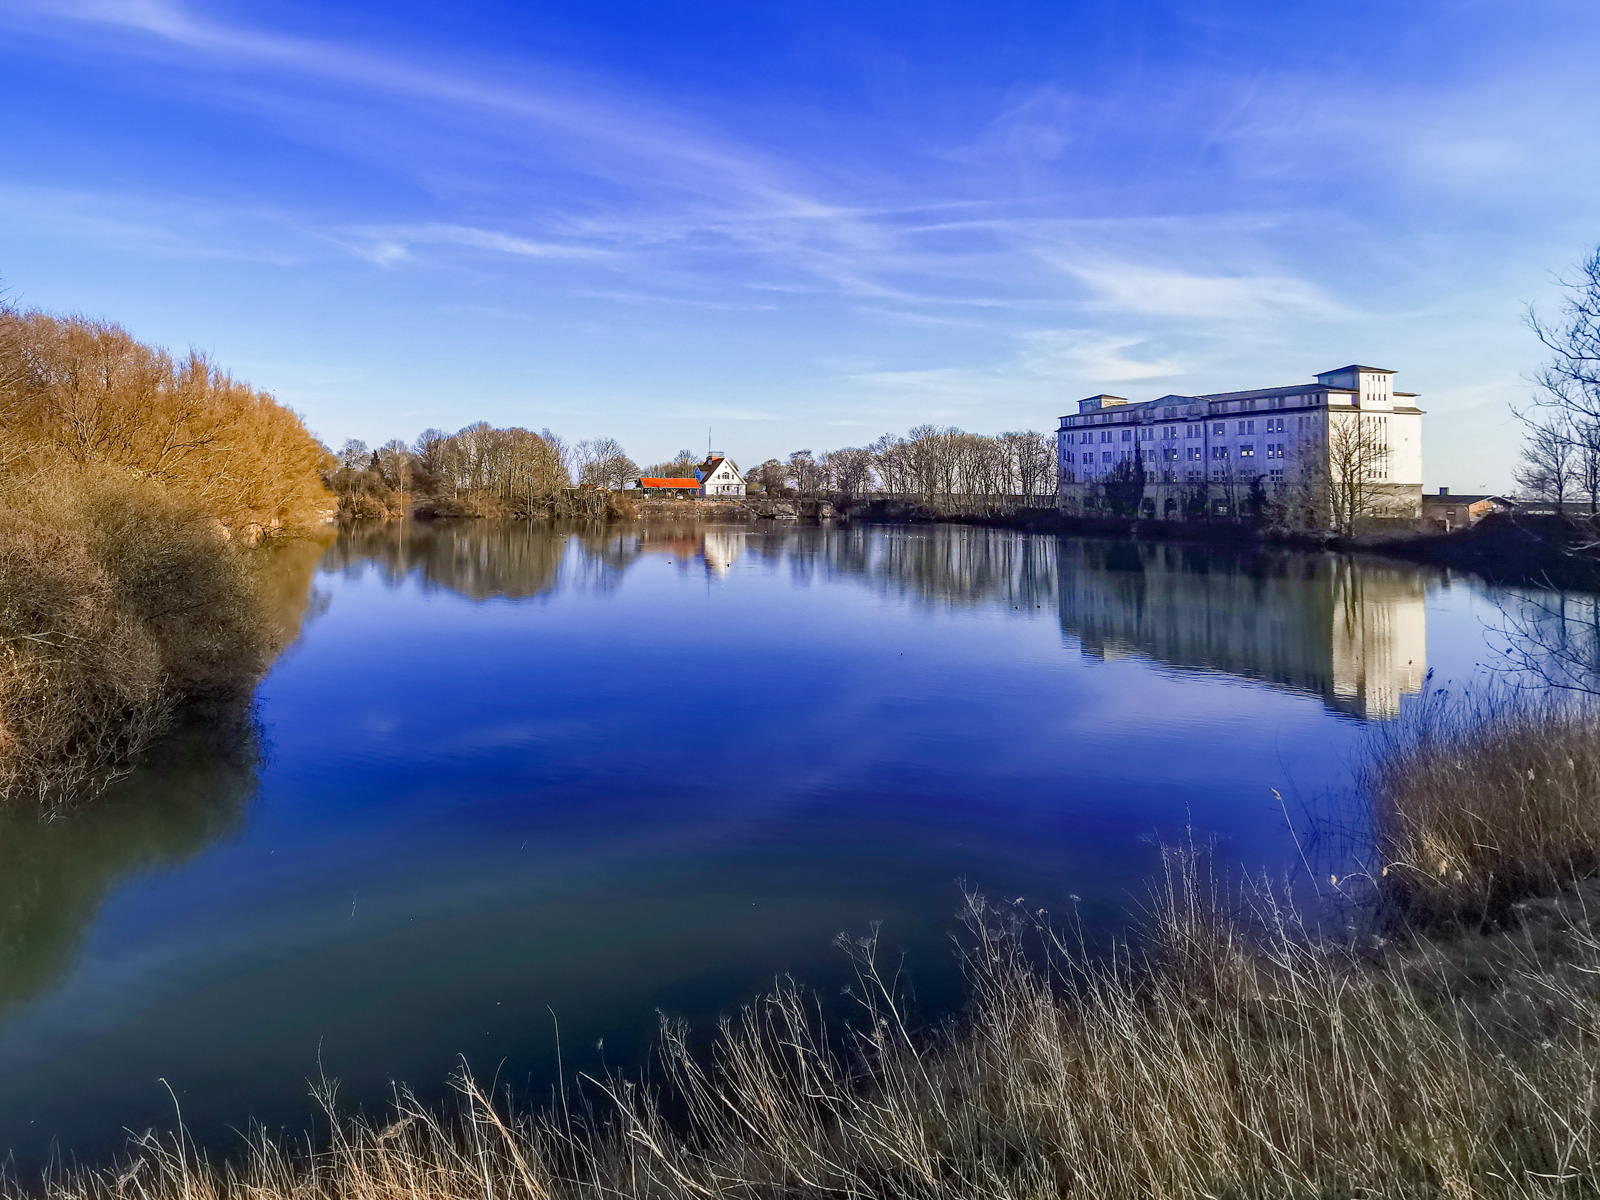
0;306;332;806
14;694;1600;1198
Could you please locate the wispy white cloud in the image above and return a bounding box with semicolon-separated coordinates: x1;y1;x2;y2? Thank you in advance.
0;182;314;265
1017;330;1184;382
344;223;616;266
1062;261;1340;320
8;0;845;224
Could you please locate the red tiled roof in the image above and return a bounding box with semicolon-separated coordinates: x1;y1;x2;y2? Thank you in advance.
639;477;700;489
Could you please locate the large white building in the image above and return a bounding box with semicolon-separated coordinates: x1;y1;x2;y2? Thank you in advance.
1056;364;1424;519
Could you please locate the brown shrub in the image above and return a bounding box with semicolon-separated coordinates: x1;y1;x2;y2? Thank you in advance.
0;472;279;807
0;302;333;804
0;308;333;538
1363;688;1600;925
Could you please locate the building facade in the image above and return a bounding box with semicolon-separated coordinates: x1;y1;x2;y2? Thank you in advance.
695;455;746;497
1056;365;1424;520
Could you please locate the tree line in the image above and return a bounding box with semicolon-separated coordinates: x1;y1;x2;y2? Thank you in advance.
736;427;1057;502
327;423;1060;516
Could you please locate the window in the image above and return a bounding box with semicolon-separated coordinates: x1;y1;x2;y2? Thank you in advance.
1239;444;1255;457
1102;451;1112;463
1163;447;1177;462
1211;446;1229;460
1187;446;1202;461
1269;468;1284;482
1101;431;1112;443
1212;423;1226;436
1121;429;1132;442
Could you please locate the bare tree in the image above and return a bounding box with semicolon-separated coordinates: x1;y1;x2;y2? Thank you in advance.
823;447;874;498
339;439;371;471
1524;244;1600;514
787;449;827;495
575;437;639;489
1515;418;1576;511
745;458;788;495
1325;411;1391;536
375;439;412;489
1490;589;1600;696
643;449;699;478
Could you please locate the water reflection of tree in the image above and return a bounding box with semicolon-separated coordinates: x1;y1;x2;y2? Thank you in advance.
0;537;325;1016
321;522;566;601
1489;590;1600;695
751;525;1061;612
0;714;259;1016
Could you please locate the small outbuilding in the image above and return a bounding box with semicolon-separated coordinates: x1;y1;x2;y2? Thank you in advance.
633;476;703;497
1421;488;1516;531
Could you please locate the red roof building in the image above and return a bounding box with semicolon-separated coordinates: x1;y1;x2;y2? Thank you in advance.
637;476;701;493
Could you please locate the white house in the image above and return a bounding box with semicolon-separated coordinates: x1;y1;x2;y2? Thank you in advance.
695;455;746;498
1056;364;1425;519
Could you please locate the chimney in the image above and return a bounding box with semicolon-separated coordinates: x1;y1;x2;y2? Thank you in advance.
1438;487;1449;496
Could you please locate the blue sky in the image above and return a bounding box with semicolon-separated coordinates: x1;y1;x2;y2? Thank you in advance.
2;0;1597;487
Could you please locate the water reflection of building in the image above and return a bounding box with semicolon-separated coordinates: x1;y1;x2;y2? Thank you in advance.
702;527;744;576
1055;542;1428;718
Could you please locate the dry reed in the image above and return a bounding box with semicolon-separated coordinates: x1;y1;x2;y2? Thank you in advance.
1364;686;1600;925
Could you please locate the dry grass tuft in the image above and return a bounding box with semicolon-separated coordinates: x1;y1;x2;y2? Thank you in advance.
1364;688;1600;925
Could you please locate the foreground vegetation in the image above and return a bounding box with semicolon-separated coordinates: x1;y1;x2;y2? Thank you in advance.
14;693;1598;1198
0;304;331;806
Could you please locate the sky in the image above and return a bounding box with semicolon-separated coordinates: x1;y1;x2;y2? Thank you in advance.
1;0;1598;488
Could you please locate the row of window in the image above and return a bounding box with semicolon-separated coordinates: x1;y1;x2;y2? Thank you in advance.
1065;442;1293;467
1063;466;1296;486
1068;415;1311;444
1061;393;1327;433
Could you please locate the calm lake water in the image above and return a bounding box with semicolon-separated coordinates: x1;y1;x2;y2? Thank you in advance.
0;522;1529;1170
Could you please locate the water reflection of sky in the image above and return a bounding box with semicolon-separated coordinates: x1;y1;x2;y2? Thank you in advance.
0;524;1527;1171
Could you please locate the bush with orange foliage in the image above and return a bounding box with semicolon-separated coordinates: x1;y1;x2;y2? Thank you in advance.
0;309;333;538
0;305;332;805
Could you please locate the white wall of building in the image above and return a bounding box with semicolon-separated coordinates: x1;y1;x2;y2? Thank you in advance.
1056;365;1424;517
